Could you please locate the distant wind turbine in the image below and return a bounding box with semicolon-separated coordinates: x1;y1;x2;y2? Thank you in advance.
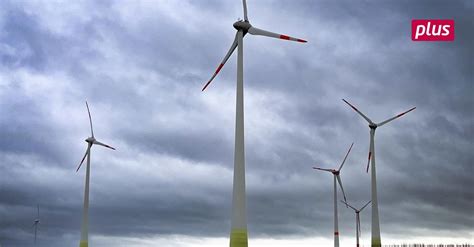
342;99;415;247
76;101;115;247
32;204;40;244
202;1;306;246
341;200;371;247
312;143;353;247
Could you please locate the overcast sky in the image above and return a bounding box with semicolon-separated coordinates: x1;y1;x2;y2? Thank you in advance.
0;0;473;246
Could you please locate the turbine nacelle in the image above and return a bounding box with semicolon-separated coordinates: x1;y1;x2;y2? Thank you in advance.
233;20;252;32
85;137;96;143
369;124;377;130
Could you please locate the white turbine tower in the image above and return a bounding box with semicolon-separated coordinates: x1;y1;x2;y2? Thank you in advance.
312;143;353;247
342;99;415;247
32;204;40;244
202;1;306;247
76;101;115;247
341;200;371;247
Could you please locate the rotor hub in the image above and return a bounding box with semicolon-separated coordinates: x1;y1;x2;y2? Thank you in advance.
333;170;339;175
233;20;251;32
85;137;95;143
369;124;377;130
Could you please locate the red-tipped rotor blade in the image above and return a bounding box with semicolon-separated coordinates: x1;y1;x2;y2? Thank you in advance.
342;99;373;124
366;135;374;173
202;32;238;91
248;26;307;43
366;151;371;173
377;107;416;127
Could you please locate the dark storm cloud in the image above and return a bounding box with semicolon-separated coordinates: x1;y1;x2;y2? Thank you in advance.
0;0;472;246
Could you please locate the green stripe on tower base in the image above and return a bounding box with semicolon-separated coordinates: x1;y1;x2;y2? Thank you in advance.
371;238;381;247
230;228;248;247
79;240;88;247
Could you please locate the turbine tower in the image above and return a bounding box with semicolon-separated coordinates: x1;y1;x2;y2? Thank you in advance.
76;101;115;247
342;99;415;247
32;204;40;244
312;143;353;247
202;1;306;246
341;200;371;247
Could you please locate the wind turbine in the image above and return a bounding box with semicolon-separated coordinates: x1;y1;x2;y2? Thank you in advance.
76;101;115;247
312;143;353;247
341;200;371;247
202;1;306;246
32;204;40;244
342;99;415;247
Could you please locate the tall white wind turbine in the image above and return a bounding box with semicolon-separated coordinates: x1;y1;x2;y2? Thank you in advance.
202;1;306;247
342;99;415;247
76;101;115;247
341;200;371;247
312;143;353;247
32;204;40;244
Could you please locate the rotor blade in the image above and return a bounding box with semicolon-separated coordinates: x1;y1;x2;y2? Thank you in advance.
377;107;416;127
76;146;90;172
340;200;357;211
357;214;361;236
366;151;371;173
93;140;116;150
312;167;333;172
360;200;371;211
248;26;307;43
366;136;374;173
342;99;373;124
338;142;354;171
202;32;239;91
85;101;94;138
37;204;39;218
336;175;347;202
242;0;248;21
